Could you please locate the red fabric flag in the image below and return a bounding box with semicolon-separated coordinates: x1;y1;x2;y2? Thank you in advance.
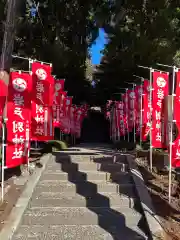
31;62;54;141
53;79;65;128
117;101;125;136
75;107;84;137
121;93;128;131
127;89;136;131
152;71;169;148
171;71;180;167
53;79;65;105
142;80;151;141
134;85;142;135
6;72;32;168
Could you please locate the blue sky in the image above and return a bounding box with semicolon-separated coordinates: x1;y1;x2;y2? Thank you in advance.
89;28;108;65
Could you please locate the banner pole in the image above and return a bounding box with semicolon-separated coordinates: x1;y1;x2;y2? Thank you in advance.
149;68;153;172
1;118;7;202
27;59;32;173
12;54;52;66
168;66;176;204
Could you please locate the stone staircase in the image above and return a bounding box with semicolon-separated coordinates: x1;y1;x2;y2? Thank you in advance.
12;151;150;240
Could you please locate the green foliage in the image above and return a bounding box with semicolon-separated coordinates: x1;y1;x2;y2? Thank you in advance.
11;0;113;104
48;140;68;151
93;1;180;102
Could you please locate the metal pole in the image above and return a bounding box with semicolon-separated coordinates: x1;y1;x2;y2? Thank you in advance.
34;59;52;66
12;54;31;61
149;68;153;172
168;66;176;204
12;54;52;66
27;59;32;173
1;118;7;202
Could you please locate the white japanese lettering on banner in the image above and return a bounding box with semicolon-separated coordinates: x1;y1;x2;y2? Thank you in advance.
34;68;47;136
152;72;168;147
156;77;166;142
35;104;45;135
35;67;47;105
11;77;27;160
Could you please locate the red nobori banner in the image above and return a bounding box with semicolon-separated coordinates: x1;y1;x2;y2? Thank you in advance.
118;101;126;136
53;105;61;128
31;61;52;105
127;89;135;131
53;79;65;105
121;93;128;131
6;72;32;168
53;79;65;128
134;85;142;135
64;96;72;117
171;71;180;167
152;71;169;148
142;80;150;140
31;62;54;141
74;108;84;137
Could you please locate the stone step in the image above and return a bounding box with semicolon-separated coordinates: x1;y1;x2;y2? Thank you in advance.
47;162;128;173
12;224;146;240
55;155;126;165
40;171;132;183
29;192;136;208
35;182;136;196
21;207;142;227
55;156;94;163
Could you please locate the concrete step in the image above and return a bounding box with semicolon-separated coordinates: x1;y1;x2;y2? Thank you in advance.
40;171;132;183
29;192;136;208
47;162;128;173
21;207;142;227
47;162;98;171
12;224;146;240
35;182;136;196
55;155;94;163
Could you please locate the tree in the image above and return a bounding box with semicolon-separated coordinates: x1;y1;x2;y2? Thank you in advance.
3;0;112;104
93;0;180;104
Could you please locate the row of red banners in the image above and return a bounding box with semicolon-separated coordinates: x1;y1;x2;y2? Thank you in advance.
0;62;88;168
106;70;180;168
